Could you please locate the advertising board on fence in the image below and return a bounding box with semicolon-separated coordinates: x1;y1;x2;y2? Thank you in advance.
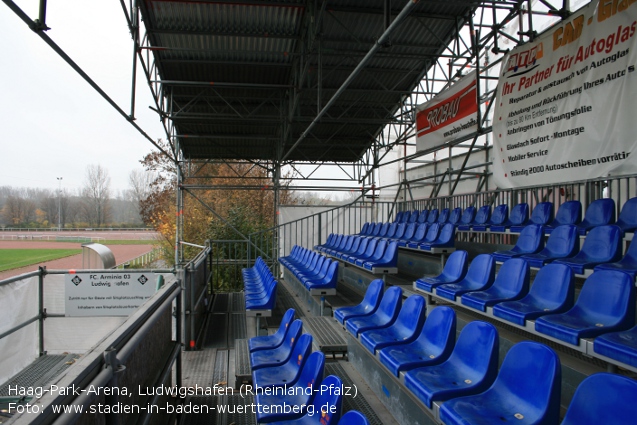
416;71;478;152
65;272;156;316
493;0;637;188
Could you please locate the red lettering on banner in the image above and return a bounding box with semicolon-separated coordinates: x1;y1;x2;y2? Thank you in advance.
416;80;478;137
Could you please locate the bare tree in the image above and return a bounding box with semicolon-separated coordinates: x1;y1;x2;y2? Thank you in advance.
81;164;111;227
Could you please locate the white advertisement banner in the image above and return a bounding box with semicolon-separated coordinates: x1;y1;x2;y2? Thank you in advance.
416;71;478;152
65;272;156;316
493;0;637;188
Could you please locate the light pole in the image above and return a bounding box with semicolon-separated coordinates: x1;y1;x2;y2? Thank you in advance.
57;177;63;230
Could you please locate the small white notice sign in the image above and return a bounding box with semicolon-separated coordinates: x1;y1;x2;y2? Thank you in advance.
65;272;157;316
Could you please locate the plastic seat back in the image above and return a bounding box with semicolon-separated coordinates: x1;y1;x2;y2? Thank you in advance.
377;286;403;322
379;242;399;265
544;224;580;256
338;411;370;425
368;240;388;262
341;236;355;252
572;270;635;327
515;224;545;253
359;222;370;235
385;222;398;239
437;208;450;223
552;200;582;226
576;224;622;262
394;211;404;223
408;210;419;223
411;223;429;241
458;206;476;225
286;333;313;377
361;279;384;311
441;250;468;281
443;342;561;425
510;202;529;225
464;254;496;287
580;198;616;230
616;197;637;232
400;210;411;223
419;306;456;359
370;223;382;236
360;239;378;259
392;295;427;336
491;258;530;297
562;373;637;425
296;351;325;390
448;321;499;385
417;209;429;223
488;204;508;225
353;237;370;257
435;223;455;244
474;205;491;225
393;223;406;239
448;207;462;225
249;308;296;352
427;209;439;224
529;263;575;309
308;375;343;424
530;202;554;225
377;223;390;238
401;223;416;240
423;222;441;243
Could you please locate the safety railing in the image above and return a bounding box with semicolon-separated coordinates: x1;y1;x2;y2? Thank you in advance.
178;242;212;350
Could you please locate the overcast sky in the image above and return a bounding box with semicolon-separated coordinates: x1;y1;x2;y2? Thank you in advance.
0;0;165;194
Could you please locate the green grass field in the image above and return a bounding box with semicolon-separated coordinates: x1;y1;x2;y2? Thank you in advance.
0;249;82;272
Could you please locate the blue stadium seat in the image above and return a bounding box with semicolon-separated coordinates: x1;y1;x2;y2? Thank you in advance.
250;320;304;370
560;373;637;425
382;222;398;240
426;208;439;224
544;200;582;234
400;211;411;223
255;351;325;423
594;324;637;368
521;225;580;268
408;210;419;223
348;238;378;265
616;197;637;234
359;222;370;235
437;208;450;224
492;224;545;262
249;308;295;352
360;295;426;354
491;202;529;232
408;223;439;249
456;206;476;228
356;240;387;267
576;198;615;235
461;258;530;312
337;411;370;425
346;286;403;336
404;321;499;408
414;250;468;293
326;235;349;256
457;205;489;231
379;306;456;376
448;207;462;226
553;224;623;274
594;237;637;279
493;264;574;326
418;223;455;251
511;202;553;233
343;237;370;263
304;261;338;290
394;211;404;223
436;254;496;301
391;223;407;240
403;222;429;247
336;237;362;259
473;204;508;231
334;279;384;325
252;333;313;388
394;223;416;246
535;270;636;345
363;241;399;271
369;223;383;237
440;342;561;425
373;223;390;240
267;375;343;425
417;209;428;223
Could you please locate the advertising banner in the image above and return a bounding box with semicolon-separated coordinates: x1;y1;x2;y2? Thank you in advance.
493;0;637;188
416;71;478;152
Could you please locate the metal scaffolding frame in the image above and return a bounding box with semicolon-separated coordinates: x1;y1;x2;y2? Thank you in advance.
3;0;579;262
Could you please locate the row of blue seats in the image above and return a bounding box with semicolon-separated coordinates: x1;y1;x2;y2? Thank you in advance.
416;251;637;368
247;309;370;424
394;196;637;235
314;236;400;271
492;223;625;274
279;246;338;291
243;257;277;311
334;282;637;424
351;221;456;251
